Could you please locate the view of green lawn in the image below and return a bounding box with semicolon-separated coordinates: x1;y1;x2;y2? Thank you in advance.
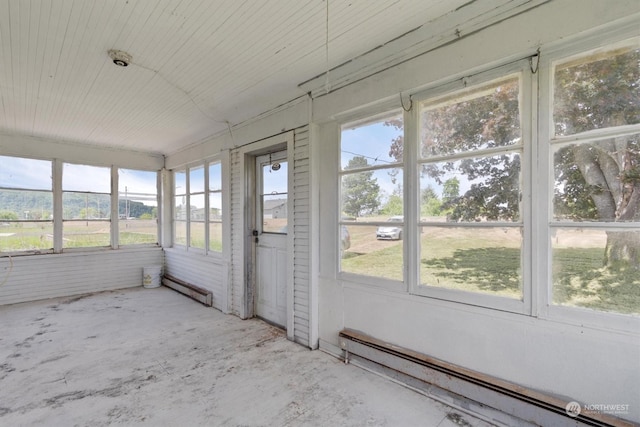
0;220;160;250
342;224;639;315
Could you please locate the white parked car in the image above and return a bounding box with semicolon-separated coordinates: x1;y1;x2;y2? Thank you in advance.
376;216;403;240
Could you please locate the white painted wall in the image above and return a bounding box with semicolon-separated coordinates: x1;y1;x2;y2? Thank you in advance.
0;134;164;305
163;2;639;419
314;0;640;422
0;248;163;305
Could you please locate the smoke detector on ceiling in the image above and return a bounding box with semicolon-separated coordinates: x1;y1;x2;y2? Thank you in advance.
108;49;132;67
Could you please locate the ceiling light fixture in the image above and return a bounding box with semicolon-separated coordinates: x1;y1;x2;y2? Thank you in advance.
108;49;132;67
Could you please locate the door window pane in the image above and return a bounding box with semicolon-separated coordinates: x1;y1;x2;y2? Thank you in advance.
261;161;287;233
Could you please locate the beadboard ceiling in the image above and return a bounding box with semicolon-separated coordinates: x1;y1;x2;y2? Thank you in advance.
0;0;543;156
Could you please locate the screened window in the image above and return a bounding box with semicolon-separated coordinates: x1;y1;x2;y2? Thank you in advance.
62;163;111;248
550;40;640;315
118;169;158;246
340;111;404;281
0;156;53;253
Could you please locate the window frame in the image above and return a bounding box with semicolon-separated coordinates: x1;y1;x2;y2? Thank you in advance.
0;156;54;255
61;162;113;251
0;156;161;256
334;31;640;328
172;157;224;257
537;35;640;330
117;168;160;248
338;109;406;290
408;61;534;314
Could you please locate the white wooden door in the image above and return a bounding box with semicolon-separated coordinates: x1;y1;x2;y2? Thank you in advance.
254;151;288;327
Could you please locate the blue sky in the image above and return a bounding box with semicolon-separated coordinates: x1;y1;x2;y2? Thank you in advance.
0;155;159;206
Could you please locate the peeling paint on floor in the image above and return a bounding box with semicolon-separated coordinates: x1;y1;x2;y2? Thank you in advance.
0;287;494;426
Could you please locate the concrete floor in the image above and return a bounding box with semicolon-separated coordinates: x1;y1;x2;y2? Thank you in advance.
0;286;494;426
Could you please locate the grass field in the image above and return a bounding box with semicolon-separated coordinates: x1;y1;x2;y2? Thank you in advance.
341;223;639;315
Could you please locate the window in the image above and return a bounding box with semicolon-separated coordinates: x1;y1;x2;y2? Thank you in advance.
0;156;53;253
189;165;206;249
549;40;640;315
340;112;404;282
62;163;111;248
118;169;158;245
418;75;524;302
337;38;639;319
173;159;223;253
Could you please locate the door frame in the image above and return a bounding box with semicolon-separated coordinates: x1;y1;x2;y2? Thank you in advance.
236;132;294;339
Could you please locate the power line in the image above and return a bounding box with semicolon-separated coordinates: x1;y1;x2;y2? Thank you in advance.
341;150;395;165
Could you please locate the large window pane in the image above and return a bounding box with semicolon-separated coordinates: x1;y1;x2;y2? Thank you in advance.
420;226;522;299
0;156;51;190
340;224;403;281
0;157;54;253
118;169;157;245
552;228;640;314
63;220;111;248
420;153;521;222
340;112;404;283
62;163;111;249
0;222;53;252
341;112;403;169
63;164;110;193
554;43;640;136
63;193;110;219
554;134;639;222
420;76;521;158
0;189;53;220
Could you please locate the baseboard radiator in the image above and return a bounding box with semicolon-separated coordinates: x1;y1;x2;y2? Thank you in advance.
162;274;212;307
339;329;632;427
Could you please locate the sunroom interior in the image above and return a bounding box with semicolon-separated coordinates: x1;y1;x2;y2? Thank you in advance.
1;0;639;426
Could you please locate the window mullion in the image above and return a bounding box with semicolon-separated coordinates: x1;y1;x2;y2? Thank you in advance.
53;160;63;253
204;163;210;254
404;104;419;293
111;165;118;249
